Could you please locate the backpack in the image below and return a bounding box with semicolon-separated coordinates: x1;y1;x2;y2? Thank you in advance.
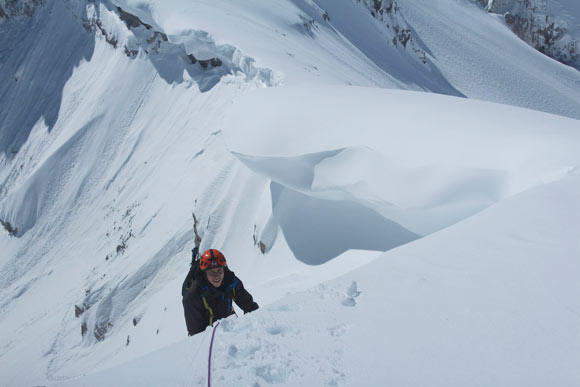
181;246;200;297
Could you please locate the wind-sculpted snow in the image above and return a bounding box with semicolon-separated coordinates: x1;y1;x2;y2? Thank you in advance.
0;0;279;157
0;0;280;233
268;180;420;264
226;86;580;239
236;147;512;240
85;1;281;90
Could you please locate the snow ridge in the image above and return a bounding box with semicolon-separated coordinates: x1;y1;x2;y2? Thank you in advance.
0;0;280;236
82;1;282;90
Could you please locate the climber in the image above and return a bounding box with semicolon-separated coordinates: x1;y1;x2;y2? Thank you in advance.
182;248;259;336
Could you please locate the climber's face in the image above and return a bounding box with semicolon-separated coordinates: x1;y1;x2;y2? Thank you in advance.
205;267;224;287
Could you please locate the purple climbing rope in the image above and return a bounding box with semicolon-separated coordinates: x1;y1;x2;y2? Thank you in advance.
208;322;220;387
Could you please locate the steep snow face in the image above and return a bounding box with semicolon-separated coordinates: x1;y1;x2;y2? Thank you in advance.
0;0;92;157
0;0;278;156
56;87;580;387
398;0;580;119
1;0;580;385
479;0;580;69
0;2;281;383
331;0;428;63
0;0;278;234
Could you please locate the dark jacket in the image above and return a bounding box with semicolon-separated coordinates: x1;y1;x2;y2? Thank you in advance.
182;266;258;336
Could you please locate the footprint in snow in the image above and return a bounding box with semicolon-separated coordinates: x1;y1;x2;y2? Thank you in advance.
341;281;361;307
268;304;301;312
266;325;287;336
255;364;288;383
328;324;347;337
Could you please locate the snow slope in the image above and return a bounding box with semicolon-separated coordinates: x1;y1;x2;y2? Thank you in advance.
53;87;580;386
0;0;579;386
56;166;580;387
398;0;580;118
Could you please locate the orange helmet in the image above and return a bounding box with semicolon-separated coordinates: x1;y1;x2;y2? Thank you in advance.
199;249;227;271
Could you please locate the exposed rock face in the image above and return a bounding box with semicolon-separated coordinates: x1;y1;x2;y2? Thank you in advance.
356;0;427;64
478;0;579;69
81;2;169;58
0;0;44;19
486;0;519;13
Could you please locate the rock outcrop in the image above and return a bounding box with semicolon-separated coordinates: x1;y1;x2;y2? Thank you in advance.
478;0;579;69
357;0;427;64
0;0;44;19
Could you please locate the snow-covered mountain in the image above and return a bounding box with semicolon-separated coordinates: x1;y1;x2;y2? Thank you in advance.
1;0;579;386
477;0;580;69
